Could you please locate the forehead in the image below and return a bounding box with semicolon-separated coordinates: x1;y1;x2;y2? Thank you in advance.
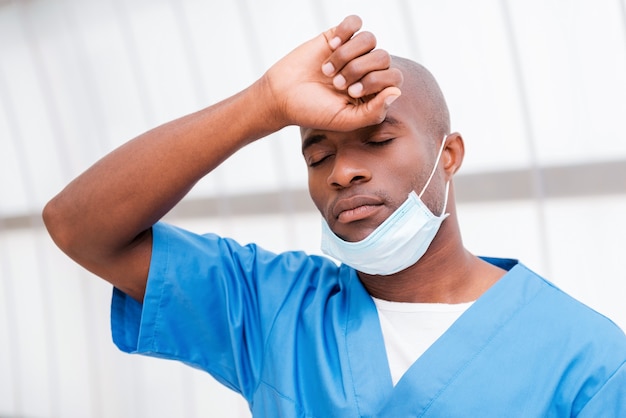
300;94;419;143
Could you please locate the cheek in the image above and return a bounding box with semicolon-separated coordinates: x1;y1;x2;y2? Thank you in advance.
307;172;326;213
379;152;421;190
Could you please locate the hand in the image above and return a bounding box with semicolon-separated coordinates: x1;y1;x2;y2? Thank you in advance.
260;15;403;132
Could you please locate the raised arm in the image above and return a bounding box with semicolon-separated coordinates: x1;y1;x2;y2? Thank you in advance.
42;15;402;302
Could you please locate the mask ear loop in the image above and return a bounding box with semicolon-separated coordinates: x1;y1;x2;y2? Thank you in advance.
440;182;450;217
418;135;448;199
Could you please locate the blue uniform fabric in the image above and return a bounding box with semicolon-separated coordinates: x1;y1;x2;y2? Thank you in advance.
112;222;626;417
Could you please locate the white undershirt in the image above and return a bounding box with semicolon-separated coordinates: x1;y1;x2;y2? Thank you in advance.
373;297;474;386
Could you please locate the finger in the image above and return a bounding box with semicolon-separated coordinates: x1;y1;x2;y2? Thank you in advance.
332;49;392;92
355;86;403;127
323;15;362;52
324;31;377;79
348;67;404;99
321;15;364;77
333;86;402;132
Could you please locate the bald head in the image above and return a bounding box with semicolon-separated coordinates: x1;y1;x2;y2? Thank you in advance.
391;57;450;141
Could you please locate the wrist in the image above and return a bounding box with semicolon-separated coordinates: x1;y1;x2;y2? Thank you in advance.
247;74;289;135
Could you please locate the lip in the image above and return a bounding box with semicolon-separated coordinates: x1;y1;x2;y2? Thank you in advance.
332;195;385;223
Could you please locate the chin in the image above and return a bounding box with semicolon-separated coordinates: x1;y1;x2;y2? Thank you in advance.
333;224;376;243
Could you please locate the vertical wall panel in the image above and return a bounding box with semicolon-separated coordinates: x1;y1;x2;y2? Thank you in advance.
404;0;533;173
5;230;55;417
545;195;626;329
0;227;19;415
507;1;626;165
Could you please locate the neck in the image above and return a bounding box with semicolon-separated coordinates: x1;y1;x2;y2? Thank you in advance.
358;213;505;303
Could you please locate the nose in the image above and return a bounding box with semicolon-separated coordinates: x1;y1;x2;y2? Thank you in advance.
327;150;372;188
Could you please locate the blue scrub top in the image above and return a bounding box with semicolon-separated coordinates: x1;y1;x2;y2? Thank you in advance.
112;222;626;417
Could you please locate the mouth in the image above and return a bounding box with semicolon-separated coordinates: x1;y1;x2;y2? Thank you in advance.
332;195;385;224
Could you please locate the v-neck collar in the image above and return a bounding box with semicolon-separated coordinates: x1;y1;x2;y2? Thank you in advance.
343;266;393;416
343;260;544;417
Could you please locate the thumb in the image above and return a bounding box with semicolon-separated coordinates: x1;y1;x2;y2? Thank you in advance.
358;87;402;126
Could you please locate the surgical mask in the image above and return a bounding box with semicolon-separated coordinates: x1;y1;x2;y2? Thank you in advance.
320;135;450;275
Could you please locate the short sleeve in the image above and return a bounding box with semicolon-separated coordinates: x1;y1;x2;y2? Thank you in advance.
576;361;626;417
110;222;327;399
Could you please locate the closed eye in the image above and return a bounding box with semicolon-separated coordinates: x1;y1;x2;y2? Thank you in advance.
367;138;395;147
307;153;334;168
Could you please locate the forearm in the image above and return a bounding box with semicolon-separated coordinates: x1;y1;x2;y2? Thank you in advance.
43;79;278;262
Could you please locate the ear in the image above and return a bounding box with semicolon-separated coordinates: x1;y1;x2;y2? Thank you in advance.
443;132;465;179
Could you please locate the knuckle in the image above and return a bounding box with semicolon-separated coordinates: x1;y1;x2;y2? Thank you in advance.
358;31;377;47
332;47;350;64
368;69;398;86
373;49;392;67
345;15;362;30
369;111;386;125
343;61;363;79
392;68;404;85
363;71;381;87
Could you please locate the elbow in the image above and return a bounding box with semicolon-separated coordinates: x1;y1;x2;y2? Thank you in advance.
42;196;77;256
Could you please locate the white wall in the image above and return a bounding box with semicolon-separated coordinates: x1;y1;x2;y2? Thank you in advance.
1;0;625;416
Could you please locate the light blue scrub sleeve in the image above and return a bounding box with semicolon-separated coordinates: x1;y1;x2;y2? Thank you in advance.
576;361;626;417
110;222;322;399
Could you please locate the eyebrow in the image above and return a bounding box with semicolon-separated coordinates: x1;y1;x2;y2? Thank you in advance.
301;134;327;154
301;116;404;154
381;115;404;128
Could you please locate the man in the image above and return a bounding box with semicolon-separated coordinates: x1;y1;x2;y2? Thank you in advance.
43;15;625;417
